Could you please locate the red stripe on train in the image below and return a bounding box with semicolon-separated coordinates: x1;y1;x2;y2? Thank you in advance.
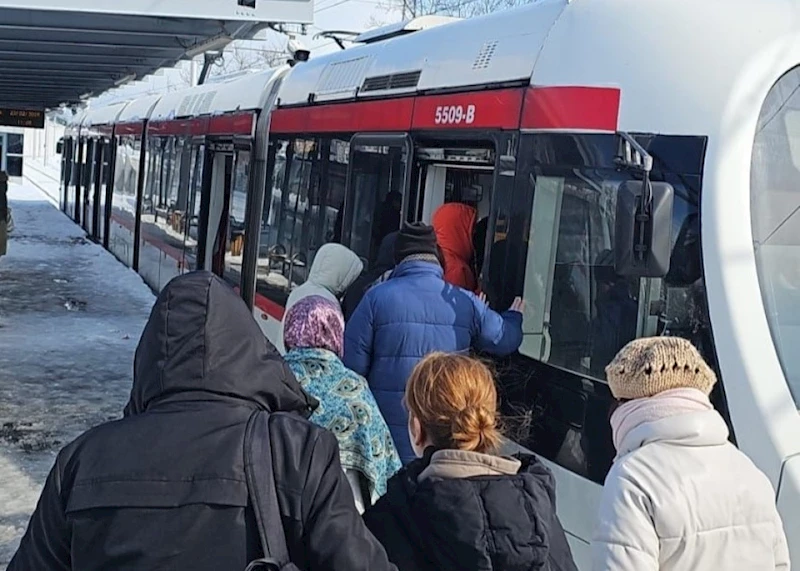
520;86;620;131
148;112;256;138
270;98;415;133
412;88;525;130
271;85;620;133
255;293;285;320
115;122;144;136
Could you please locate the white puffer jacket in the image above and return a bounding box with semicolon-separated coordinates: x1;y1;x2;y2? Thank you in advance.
592;410;790;571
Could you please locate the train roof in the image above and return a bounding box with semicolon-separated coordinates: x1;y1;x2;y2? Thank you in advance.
275;0;800;138
117;94;161;125
82;102;129;128
149;68;285;122
276;0;565;106
65;0;800;144
64;110;86;137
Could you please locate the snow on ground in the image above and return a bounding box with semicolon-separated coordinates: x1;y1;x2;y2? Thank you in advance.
0;179;155;566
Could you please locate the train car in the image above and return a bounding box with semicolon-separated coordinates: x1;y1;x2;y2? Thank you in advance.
76;103;128;245
108;95;159;269
59;0;800;567
60;109;86;222
136;68;288;292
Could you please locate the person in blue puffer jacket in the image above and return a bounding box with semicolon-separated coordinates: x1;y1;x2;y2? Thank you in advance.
343;222;524;464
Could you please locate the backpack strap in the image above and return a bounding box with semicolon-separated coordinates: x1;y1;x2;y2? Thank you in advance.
244;410;294;571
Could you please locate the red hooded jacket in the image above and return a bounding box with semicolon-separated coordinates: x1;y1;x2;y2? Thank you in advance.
432;203;478;291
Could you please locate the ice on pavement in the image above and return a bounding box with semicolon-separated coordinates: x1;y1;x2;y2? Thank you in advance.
0;181;155;566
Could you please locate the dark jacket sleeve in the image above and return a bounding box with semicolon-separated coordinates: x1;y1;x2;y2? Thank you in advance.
301;428;396;571
7;458;71;570
363;496;426;571
547;510;579;571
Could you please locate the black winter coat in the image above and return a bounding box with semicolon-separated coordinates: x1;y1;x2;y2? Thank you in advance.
8;271;396;571
342;230;398;321
363;449;578;571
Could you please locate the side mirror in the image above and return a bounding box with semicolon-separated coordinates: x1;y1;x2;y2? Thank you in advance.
615;180;674;277
56;139;63;155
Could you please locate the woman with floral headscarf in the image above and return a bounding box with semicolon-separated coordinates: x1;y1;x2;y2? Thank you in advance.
283;295;402;513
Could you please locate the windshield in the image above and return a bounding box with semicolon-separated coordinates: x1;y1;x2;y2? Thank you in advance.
751;67;800;408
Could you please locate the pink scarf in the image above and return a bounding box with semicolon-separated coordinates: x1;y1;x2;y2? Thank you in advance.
610;388;713;454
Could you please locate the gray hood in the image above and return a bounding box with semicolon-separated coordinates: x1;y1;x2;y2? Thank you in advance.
308;243;364;296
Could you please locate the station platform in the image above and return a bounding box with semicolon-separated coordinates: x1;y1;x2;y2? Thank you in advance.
0;164;155;565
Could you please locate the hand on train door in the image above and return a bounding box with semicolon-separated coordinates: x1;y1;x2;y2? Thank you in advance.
509;297;525;314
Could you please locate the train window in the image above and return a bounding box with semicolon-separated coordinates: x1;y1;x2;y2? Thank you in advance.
345;141;408;267
223;149;251;286
109;136;139;267
492;133;717;483
327;139;349;243
261;138;319;290
180;145;205;272
256;140;292;299
752;66;800;406
98;141;112;243
165;138;184;209
255;136;350;304
520;166;637;377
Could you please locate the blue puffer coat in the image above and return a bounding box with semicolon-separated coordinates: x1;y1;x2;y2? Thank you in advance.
343;260;523;464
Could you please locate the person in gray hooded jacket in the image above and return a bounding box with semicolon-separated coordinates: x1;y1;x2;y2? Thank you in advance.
279;242;363;350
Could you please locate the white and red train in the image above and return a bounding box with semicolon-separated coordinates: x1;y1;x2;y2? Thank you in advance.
58;0;800;566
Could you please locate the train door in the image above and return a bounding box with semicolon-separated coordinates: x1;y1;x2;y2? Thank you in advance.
60;139;69;213
342;134;412;269
89;140;104;241
73;139;85;225
409;137;507;296
83;139;97;233
81;139;96;236
99;139;114;248
200;141;234;275
210;142;251;287
178;141;205;273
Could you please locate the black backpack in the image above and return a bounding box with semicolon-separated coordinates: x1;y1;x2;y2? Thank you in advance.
243;411;302;571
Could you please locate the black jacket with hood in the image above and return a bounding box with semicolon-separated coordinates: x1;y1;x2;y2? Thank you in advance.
342;230;398;320
8;271;396;571
363;448;578;571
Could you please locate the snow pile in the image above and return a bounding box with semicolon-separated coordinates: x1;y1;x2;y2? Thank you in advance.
0;181;155;566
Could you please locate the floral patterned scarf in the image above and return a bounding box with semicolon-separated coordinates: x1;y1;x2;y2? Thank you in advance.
283;348;401;502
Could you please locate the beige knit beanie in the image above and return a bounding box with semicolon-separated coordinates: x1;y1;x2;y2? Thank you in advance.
605;337;717;400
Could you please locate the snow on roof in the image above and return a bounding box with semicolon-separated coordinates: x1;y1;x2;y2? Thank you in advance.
149;67;284;121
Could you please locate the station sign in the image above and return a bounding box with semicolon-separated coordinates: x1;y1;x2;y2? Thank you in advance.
0;108;45;129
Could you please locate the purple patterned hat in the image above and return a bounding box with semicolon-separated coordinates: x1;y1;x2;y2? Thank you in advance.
283;295;345;357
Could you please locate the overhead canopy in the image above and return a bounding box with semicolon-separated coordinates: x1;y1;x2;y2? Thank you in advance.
0;0;313;110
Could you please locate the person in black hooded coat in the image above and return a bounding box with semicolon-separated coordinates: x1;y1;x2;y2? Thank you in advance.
342;231;398;321
8;271;396;571
363;352;578;571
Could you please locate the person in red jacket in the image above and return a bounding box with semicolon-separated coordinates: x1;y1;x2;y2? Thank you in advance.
432;202;478;291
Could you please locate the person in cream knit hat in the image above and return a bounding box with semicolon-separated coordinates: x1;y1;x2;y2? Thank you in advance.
593;336;790;571
605;336;717;400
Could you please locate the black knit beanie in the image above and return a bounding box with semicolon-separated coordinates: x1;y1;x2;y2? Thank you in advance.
394;222;439;264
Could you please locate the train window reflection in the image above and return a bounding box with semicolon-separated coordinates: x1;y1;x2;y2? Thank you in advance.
180;145;204;272
109;136;139;267
751;66;800;407
223;149;251;286
520;170;638;378
256;137;350;304
346;144;407;267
